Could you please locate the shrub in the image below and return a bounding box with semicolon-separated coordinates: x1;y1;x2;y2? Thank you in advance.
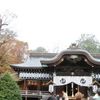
0;73;22;100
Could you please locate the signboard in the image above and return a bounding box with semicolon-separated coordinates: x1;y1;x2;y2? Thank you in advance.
53;76;92;86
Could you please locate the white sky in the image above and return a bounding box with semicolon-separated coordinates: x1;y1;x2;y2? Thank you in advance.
0;0;100;52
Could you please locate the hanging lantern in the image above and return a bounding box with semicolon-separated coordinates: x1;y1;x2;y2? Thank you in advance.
34;82;37;86
49;84;54;93
93;84;98;93
28;80;31;85
42;82;45;86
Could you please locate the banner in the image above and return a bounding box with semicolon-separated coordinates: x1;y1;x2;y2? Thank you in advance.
53;76;92;87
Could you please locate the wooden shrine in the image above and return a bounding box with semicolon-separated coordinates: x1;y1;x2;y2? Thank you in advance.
11;44;100;100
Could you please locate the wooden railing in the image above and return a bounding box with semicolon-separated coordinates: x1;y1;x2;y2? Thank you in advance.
20;90;50;96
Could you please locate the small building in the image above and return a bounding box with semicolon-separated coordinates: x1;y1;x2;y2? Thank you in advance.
11;45;100;100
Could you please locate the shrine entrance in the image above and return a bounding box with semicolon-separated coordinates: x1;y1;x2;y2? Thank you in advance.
55;83;88;98
53;76;92;98
55;83;77;96
55;83;78;96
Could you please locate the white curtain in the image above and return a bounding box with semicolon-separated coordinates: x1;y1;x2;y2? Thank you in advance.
53;76;92;87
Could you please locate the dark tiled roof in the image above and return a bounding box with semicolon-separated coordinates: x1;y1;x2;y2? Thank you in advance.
10;50;100;68
11;57;49;68
41;49;100;65
29;52;56;58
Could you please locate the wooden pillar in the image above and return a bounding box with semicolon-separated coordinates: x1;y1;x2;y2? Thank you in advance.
66;85;68;95
24;79;27;100
38;80;40;95
71;82;74;97
78;85;79;92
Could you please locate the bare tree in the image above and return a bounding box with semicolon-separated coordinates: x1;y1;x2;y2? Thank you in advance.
0;11;28;73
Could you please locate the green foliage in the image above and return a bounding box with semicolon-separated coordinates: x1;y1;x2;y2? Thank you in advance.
76;34;100;53
0;73;22;100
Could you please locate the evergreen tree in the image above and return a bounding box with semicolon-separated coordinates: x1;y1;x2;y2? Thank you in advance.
0;73;22;100
76;34;100;53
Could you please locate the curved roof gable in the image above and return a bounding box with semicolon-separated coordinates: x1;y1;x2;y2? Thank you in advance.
41;49;100;65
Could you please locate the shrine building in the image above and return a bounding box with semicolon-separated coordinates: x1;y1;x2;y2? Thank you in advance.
11;44;100;100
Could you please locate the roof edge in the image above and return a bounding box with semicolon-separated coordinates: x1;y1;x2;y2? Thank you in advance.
41;49;100;65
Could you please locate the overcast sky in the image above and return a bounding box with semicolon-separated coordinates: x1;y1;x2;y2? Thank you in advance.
0;0;100;52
